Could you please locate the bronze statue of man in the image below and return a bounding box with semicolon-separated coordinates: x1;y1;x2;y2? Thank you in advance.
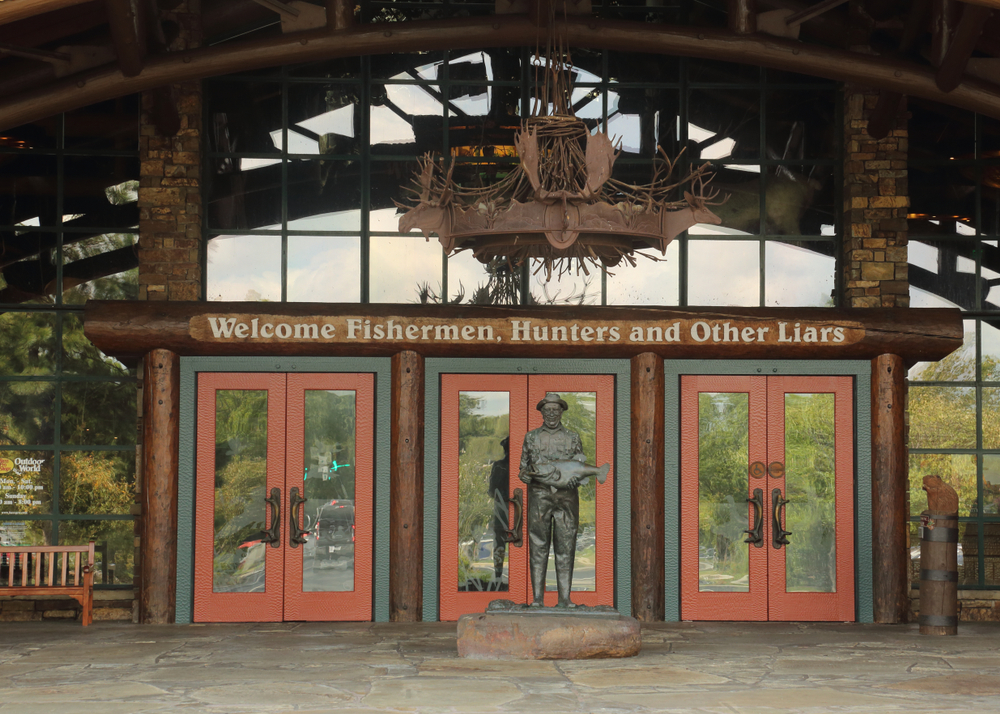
518;392;586;608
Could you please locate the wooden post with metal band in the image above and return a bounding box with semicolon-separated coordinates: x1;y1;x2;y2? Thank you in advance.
919;475;959;635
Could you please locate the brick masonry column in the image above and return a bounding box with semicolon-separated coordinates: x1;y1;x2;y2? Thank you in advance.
843;87;908;308
136;2;203;623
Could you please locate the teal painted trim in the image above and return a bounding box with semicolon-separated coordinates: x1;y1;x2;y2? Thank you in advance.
176;356;392;624
423;358;632;622
663;369;681;622
662;360;873;623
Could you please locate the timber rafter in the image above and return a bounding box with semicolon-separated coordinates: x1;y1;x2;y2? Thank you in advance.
2;14;1000;130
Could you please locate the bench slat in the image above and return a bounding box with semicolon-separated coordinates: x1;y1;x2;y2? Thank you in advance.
60;552;68;587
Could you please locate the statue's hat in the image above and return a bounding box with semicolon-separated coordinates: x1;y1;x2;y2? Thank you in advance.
536;392;568;412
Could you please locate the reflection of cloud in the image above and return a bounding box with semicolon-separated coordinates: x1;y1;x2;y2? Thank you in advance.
207;235;281;301
688;241;759;307
370;235;443;302
764;243;834;307
606;246;679;305
287;237;360;302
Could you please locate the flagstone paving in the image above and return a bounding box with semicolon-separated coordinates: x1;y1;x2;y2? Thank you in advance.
2;620;1000;712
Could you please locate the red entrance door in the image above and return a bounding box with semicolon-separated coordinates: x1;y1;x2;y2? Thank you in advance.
680;375;854;621
193;373;374;622
439;374;615;620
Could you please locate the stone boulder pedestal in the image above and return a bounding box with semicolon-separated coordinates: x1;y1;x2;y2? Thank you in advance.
457;602;641;660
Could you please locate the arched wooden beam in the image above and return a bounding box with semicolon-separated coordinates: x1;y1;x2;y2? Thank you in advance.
3;15;1000;130
0;0;95;27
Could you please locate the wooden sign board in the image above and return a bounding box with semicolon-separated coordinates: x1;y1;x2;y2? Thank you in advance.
84;301;964;363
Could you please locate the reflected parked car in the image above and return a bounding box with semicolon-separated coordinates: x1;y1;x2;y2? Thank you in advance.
313;500;355;562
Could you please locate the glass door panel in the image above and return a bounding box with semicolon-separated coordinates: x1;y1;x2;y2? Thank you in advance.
195;373;286;622
681;375;852;622
285;374;373;621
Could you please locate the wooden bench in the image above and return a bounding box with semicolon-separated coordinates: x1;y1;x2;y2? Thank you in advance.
1;542;96;626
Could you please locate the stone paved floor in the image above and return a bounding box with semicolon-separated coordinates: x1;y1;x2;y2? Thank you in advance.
2;620;1000;712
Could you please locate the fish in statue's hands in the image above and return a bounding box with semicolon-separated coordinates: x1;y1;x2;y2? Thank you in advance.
528;460;610;492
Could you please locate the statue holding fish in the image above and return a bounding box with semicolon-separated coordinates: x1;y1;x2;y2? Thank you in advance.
518;392;610;608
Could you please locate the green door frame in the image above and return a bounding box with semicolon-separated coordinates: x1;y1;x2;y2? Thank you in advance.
423;358;632;621
175;356;393;624
664;360;874;623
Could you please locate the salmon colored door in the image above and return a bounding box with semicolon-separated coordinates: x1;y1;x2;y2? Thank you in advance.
680;375;854;622
194;373;373;622
439;374;615;620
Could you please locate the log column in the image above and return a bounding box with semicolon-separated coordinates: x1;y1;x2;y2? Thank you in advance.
872;353;908;623
631;352;664;621
140;349;180;624
390;351;424;621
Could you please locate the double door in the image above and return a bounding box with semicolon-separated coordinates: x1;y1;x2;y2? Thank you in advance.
680;375;854;621
439;374;615;620
193;373;373;621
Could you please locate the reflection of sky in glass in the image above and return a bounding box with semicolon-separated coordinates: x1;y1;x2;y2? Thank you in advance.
910;242;939;274
448;250;496;300
463;391;509;418
910;320;976;380
530;265;599;305
371;207;403;232
605;113;641;153
270;128;319;154
370;235;443;303
287;236;360;302
910;286;960;309
386;84;442;116
688;240;759;306
606;243;679;305
371;106;415;144
288;209;361;232
765;242;834;307
208;235;281;301
296;104;354;137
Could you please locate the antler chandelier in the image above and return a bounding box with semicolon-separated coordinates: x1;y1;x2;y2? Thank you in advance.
397;20;723;281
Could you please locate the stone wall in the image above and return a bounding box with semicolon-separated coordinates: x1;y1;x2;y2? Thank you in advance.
842;87;909;308
0;592;134;623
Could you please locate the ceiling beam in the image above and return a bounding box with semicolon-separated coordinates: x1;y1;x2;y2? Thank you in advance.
3;16;1000;130
0;0;95;26
728;0;757;34
105;0;145;77
936;3;993;92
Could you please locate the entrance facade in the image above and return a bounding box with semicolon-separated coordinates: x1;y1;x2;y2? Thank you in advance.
192;372;374;622
679;375;855;621
437;373;616;619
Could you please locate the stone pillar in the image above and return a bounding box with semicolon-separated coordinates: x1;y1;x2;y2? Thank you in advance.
844;86;910;623
135;2;202;623
843;87;909;308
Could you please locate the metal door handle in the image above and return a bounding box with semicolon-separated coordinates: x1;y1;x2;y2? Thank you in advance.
744;488;764;547
289;487;308;548
263;487;281;548
772;488;792;549
504;488;524;547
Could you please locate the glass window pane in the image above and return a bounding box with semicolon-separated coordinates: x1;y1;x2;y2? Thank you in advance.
909;521;979;588
1;155;57;227
207;235;281;302
288;160;363;229
0;451;52;515
59;519;134;585
552;392;598;593
909;386;977;449
207;163;283;231
370;233;443;303
956;520;1000;587
908;455;976;517
0;383;56;445
698;392;750;592
606;242;679;305
205;80;283;155
64;96;139;152
457;391;510;593
766;89;836;160
688;89;759;161
0;312;58;375
62;314;132;378
62;234;139;304
688;240;759;306
213;389;269;593
765;242;834;307
447;252;521;306
697;166;762;235
784;393;836;593
0;519;50;546
910;319;975;381
982;388;1000;449
59;451;135;514
302;390;357;593
287;235;361;302
528;264;600;307
61;382;136;446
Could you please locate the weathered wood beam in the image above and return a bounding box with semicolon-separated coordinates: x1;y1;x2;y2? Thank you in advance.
784;0;847;27
105;0;145;77
871;354;908;624
931;0;955;67
728;0;757;34
326;0;352;31
140;349;180;625
630;352;664;622
0;0;95;26
0;41;70;63
935;3;993;92
961;0;1000;9
390;350;423;622
83;301;964;364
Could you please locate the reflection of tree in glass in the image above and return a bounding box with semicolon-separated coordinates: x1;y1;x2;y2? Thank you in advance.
303;391;357;512
416;258;595;306
457;393;508;590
